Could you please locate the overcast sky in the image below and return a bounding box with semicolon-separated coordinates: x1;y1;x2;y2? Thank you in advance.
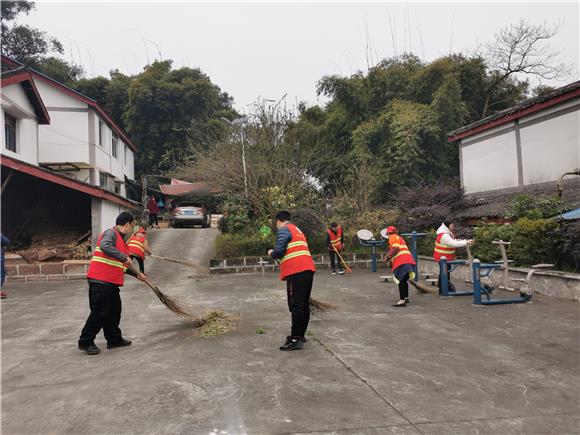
20;1;580;111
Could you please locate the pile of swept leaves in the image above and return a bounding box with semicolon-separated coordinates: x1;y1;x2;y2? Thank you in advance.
195;310;237;337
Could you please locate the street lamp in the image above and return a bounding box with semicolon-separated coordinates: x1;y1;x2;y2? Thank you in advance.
221;116;248;197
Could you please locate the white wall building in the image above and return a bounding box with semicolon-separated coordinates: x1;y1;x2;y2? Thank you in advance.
1;57;139;248
449;81;580;195
2;55;136;198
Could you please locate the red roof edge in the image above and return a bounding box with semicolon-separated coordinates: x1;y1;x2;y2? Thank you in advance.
449;88;580;142
1;71;51;124
1;154;138;209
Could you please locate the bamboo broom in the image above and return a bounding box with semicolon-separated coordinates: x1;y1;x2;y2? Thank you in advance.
126;264;200;321
149;254;207;273
409;279;438;294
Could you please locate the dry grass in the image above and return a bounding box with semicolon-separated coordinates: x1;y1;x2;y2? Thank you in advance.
309;297;337;315
195;310;238;337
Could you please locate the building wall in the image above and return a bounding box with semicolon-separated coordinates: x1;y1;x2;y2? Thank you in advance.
460;99;580;194
33;78;135;198
39;110;90;163
519;107;580;185
91;197;132;247
460;126;519;193
1;84;40;165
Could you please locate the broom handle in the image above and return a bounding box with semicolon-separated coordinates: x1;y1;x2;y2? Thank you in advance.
332;244;350;270
150;254;205;270
125;262;156;290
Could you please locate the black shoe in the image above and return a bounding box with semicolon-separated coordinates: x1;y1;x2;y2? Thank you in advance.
78;344;100;355
280;338;304;351
286;335;307;343
405;298;410;303
107;339;132;349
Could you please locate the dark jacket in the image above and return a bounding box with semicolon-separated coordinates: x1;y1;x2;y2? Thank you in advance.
270;226;292;260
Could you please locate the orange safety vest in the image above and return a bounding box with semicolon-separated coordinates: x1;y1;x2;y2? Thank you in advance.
433;233;456;261
279;223;316;280
388;234;416;271
327;226;343;251
87;228;128;286
127;233;147;259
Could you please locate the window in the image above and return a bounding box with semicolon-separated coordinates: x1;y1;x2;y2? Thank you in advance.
124;144;127;164
99;171;109;189
112;132;118;158
98;121;106;147
4;113;17;152
114;181;122;195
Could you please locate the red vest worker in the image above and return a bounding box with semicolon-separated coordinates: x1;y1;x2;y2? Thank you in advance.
326;223;344;275
268;210;316;351
386;226;416;307
78;212;146;355
128;227;151;273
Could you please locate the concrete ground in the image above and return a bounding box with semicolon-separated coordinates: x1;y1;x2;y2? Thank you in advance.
2;228;579;435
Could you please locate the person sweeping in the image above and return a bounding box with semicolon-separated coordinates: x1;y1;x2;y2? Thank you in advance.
326;222;345;275
385;226;416;307
128;227;152;273
268;210;316;351
78;212;146;355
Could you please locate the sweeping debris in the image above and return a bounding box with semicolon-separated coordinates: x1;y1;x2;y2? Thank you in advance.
409;280;438;294
195;310;237;337
309;297;337;314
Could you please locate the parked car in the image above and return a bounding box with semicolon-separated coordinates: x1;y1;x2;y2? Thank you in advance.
170;201;209;228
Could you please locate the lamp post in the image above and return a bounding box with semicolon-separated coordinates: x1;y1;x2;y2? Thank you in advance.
221;117;248;197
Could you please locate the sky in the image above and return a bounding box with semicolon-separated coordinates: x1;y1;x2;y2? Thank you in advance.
19;1;580;112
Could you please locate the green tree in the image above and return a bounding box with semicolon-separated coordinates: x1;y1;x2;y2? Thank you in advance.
123;60;236;176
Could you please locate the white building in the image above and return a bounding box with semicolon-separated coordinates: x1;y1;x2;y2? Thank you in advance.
1;55;136;197
1;57;139;247
449;81;580;195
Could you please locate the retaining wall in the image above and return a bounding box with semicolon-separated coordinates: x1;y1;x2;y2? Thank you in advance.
210;254;580;301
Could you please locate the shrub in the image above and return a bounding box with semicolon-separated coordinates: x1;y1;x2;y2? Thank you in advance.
506;194;562;220
510;218;560;266
558;220;580;272
471;223;516;263
214;233;272;258
470;219;560;266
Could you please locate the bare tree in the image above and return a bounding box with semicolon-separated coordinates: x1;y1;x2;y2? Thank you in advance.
482;20;570;117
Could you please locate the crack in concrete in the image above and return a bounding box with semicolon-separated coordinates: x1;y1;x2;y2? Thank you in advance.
309;332;424;435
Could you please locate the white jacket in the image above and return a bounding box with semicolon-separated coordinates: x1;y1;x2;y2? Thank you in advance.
436;223;468;248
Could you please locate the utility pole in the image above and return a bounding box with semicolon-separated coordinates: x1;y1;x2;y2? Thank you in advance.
221;117;248;197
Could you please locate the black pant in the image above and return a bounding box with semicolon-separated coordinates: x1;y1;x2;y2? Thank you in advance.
78;282;123;346
132;255;145;273
286;270;314;337
148;213;158;227
398;272;410;300
328;250;344;272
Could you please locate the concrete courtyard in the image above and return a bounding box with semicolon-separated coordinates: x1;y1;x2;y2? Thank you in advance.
2;229;579;435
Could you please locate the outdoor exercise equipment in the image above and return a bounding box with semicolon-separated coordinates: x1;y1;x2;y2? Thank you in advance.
438;256;471;296
492;240;515;291
472;259;532;305
357;229;385;273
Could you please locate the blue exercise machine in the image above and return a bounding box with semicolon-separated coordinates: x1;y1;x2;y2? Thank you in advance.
357;229;385;273
438;256;474;296
472;259;531;305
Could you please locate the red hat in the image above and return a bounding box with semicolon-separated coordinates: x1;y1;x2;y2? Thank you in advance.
386;225;397;234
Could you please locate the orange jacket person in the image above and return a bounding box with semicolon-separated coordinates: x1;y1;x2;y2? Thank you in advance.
386;226;416;307
78;212;146;355
128;227;152;273
326;222;344;275
268;210;316;351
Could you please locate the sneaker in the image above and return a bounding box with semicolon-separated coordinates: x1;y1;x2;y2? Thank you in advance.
286;335;307;343
78;344;100;355
279;338;304;351
331;271;337;275
107;339;132;349
405;298;410;303
337;270;345;275
392;300;407;307
0;292;6;299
